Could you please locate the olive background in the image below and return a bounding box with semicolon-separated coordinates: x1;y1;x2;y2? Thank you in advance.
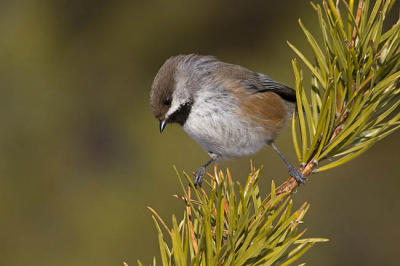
0;0;399;265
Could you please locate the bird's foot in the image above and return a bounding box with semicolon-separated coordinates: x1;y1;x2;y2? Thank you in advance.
194;166;206;187
288;166;306;184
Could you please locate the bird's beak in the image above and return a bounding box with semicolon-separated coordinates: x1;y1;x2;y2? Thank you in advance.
159;119;167;133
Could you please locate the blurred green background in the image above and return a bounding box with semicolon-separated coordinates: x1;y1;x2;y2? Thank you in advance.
0;0;399;265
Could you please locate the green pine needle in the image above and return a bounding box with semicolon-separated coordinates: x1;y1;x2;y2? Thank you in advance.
290;0;400;171
142;166;327;266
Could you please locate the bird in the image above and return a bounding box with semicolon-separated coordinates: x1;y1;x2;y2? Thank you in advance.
149;54;304;186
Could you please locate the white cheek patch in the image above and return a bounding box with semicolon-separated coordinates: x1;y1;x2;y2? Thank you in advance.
166;75;191;119
166;99;181;118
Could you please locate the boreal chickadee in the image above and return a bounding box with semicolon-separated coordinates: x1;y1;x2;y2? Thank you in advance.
150;54;304;186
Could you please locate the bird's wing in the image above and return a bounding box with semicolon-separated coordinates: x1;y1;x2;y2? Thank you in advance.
212;62;296;103
242;72;296;103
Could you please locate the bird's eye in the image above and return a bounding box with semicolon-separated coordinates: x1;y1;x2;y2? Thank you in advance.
163;98;171;106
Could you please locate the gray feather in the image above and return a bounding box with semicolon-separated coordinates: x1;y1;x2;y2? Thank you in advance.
250;73;296;103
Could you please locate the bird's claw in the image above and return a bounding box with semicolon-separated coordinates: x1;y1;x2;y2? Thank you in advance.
194;167;206;187
289;166;306;184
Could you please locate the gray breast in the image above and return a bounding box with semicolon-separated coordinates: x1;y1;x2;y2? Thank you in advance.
182;89;268;159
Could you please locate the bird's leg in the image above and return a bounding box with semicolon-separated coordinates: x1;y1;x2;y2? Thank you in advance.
194;153;217;187
269;142;305;184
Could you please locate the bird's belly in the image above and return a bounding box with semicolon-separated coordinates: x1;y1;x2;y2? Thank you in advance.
183;105;269;159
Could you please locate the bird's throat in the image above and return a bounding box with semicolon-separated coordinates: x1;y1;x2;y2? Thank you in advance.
168;100;193;126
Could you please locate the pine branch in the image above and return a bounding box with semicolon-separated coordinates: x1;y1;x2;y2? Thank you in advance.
138;164;328;266
279;0;400;195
